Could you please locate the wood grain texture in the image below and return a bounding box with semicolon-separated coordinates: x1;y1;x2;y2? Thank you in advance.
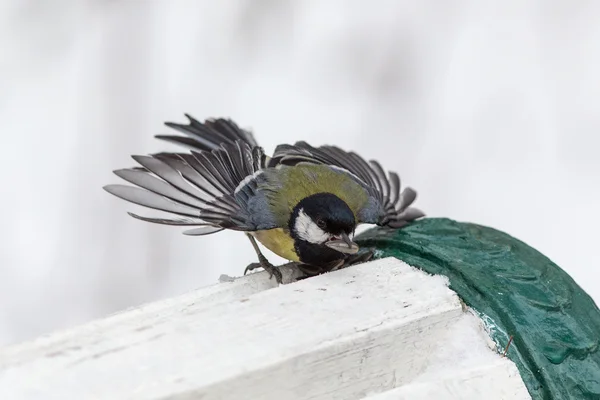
0;258;529;400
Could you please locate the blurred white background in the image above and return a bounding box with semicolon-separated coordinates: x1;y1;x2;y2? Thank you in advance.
0;0;598;347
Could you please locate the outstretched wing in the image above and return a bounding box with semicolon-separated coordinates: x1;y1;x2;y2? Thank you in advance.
104;141;274;236
272;141;424;228
157;114;261;154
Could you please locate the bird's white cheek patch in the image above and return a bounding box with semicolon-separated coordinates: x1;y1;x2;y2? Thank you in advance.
294;209;329;244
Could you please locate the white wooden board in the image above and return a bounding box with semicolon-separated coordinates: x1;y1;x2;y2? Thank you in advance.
0;258;530;400
364;358;530;400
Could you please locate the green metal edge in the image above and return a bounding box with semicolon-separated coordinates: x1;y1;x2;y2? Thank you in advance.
356;218;600;400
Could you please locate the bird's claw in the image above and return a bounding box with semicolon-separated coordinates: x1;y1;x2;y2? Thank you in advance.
244;263;261;275
267;267;283;284
344;250;375;267
244;260;283;284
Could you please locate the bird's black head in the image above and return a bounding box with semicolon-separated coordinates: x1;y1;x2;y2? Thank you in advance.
288;192;359;269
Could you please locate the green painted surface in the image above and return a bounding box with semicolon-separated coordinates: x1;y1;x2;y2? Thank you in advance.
356;218;600;400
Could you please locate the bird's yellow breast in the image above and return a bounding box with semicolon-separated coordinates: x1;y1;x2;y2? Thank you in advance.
251;228;300;262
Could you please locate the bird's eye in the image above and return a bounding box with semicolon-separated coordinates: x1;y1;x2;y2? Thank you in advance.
316;219;326;229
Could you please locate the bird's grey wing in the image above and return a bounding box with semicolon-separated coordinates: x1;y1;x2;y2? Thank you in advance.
104;141;277;236
271;141;424;228
157;114;266;159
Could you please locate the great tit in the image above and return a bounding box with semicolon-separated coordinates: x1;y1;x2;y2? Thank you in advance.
103;115;424;283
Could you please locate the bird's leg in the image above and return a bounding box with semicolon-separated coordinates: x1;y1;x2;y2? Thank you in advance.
244;233;283;284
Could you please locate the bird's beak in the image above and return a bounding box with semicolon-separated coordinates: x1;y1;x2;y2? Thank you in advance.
325;232;359;254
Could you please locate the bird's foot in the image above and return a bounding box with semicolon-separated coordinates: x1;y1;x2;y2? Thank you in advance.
244;257;283;284
343;250;375;267
296;263;324;278
244;262;261;274
296;259;344;279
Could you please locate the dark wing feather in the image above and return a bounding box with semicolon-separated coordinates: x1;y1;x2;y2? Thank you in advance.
104;140;270;234
272;141;424;228
104;185;202;217
159;114;260;153
127;212;210;226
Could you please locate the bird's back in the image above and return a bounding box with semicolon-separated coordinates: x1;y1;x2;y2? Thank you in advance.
252;163;373;228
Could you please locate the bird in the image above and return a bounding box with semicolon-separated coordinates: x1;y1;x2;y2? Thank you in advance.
103;114;424;283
